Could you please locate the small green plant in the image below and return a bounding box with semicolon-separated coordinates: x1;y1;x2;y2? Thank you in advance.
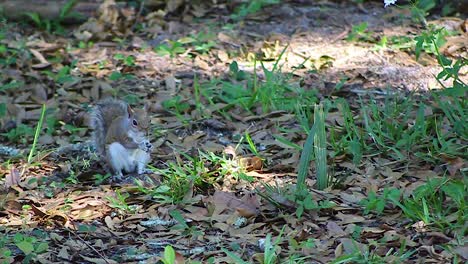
330;238;415;264
162;96;190;120
25;0;78;34
78;40;94;49
1;124;35;144
160;245;176;264
138;151;248;204
0;235;13;263
113;53;136;67
93;173;111;185
260;183;335;218
408;0;435;25
12;231;49;263
44;110;58;136
170;210;203;239
360;187;401;215
155;40;186;57
223;227;285;264
228;61;247;80
361;178;467;236
230;0;280;21
135;181;174;204
108;71;135;81
142;163;193;204
106;190;137;214
77;224;97;233
262;231;281;264
64;169;79;184
62;123;87;143
0;80;24;92
346;22;373;42
388;35;414;51
43;63;78;84
415;27;465;90
399;178;467;233
179;30;217;55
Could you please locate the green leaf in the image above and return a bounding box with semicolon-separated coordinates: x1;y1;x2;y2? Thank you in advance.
441;181;464;205
0;103;6;117
417;0;436;11
439;55;452;67
169;210;188;228
414;36;424;60
1;247;12;257
295;203;304;218
109;71;122;81
59;0;77;19
124;56;135;66
349;138;362;165
221;248;249;264
0;44;6;54
13;233;24;243
163;245;176;264
35;242;48;253
229;61;239;74
26;12;42;26
297;121;316;192
16;241;34;255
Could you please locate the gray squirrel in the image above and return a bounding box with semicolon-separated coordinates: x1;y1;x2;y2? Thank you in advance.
90;99;153;179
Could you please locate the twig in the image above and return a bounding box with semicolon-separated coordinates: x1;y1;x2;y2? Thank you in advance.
68;224;110;264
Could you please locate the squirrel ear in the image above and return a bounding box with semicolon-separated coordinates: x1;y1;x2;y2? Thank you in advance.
126;104;134;118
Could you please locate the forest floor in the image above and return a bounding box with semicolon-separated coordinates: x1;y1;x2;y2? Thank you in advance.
0;0;467;263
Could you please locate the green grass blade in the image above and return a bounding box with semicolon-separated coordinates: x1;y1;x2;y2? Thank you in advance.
245;131;259;156
297;115;317;192
314;104;328;190
222;248;249;264
27;104;46;163
273;134;302;151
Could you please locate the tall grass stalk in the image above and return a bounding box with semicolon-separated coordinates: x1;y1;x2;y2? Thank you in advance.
296;116;316;193
27;104;46;163
297;103;328;192
314;104;328;190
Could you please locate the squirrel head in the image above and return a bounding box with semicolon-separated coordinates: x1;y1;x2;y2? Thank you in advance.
127;104;149;136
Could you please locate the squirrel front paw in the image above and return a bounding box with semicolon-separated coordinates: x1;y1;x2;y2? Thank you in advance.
138;140;153;153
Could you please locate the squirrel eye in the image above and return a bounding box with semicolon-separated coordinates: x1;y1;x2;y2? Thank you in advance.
132;119;138;126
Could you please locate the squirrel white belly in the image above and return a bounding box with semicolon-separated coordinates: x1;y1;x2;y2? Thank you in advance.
90;99;153;179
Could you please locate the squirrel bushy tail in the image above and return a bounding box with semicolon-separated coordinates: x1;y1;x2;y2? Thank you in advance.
90;98;128;156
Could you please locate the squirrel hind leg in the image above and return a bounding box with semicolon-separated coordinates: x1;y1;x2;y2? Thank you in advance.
107;142;136;175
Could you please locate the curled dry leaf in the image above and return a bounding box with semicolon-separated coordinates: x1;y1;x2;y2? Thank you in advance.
29;48;51;69
205;191;260;218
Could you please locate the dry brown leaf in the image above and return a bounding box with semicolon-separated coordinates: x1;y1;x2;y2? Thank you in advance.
206;191;260;218
335;212;365;224
80;255;118;264
104;216;115;230
239;156;263;171
57;246;71;260
454;245;468;260
326;221;346;238
5;167;21;188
